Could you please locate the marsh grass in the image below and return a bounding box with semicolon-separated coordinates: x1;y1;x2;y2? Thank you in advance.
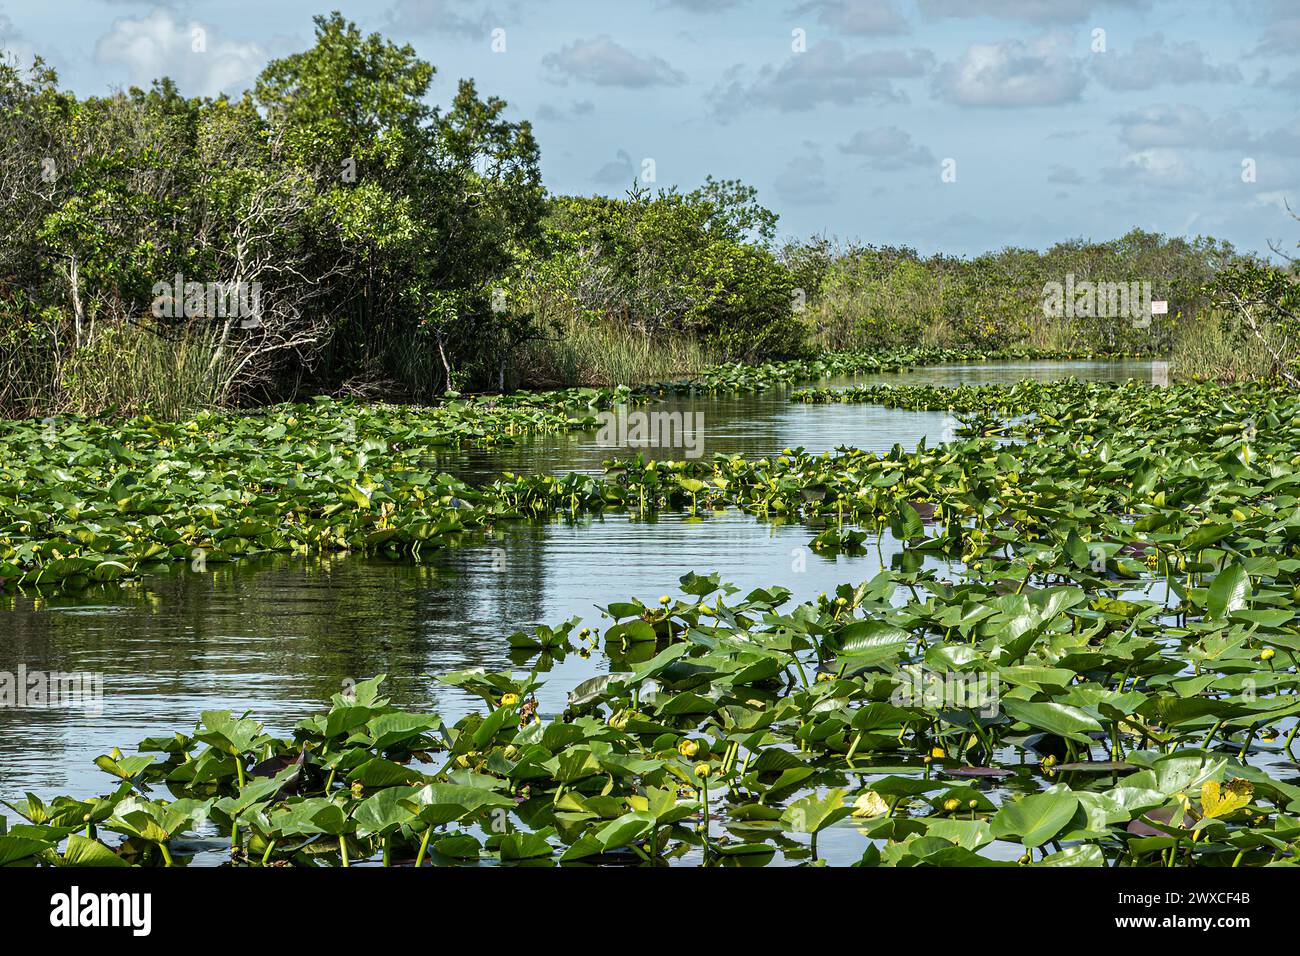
1170;309;1292;382
514;318;722;388
58;325;232;419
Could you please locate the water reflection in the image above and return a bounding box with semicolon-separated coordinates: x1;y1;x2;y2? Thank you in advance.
0;361;1154;804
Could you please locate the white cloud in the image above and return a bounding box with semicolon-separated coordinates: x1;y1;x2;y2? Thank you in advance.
93;9;265;96
1091;34;1241;91
774;144;835;204
384;0;494;37
1112;104;1237;150
792;0;910;36
536;99;596;122
712;41;932;114
838;125;934;169
543;35;686;88
1106;148;1200;189
933;33;1085;107
591;148;636;185
917;0;1148;24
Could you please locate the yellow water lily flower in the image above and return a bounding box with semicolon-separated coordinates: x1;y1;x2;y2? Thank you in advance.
677;739;699;759
852;791;889;818
1201;778;1253;819
500;693;519;707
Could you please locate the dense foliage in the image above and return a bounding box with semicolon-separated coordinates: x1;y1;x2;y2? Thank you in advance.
4;12;1294;418
802;231;1248;354
0;13;545;413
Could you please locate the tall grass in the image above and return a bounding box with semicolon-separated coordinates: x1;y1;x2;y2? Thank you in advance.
512;319;722;388
1170;310;1290;382
0;322;233;420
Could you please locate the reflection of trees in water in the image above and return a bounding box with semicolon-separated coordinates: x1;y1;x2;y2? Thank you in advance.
0;526;566;760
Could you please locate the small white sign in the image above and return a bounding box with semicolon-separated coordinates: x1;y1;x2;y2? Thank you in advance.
1151;300;1168;315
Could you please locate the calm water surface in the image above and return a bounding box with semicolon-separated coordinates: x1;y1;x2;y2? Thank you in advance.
1;361;1163;863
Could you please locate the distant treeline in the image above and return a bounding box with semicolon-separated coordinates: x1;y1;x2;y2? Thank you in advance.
0;12;1294;416
788;231;1251;355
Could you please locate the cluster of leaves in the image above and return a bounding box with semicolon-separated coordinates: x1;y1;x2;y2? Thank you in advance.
4;555;1298;867
0;348;1110;592
7;372;1300;865
0;394;617;591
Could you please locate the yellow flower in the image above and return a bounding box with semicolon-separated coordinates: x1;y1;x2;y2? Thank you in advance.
930;746;946;759
694;763;711;779
1261;648;1276;661
852;791;890;818
500;693;519;707
943;798;961;813
659;595;671;606
677;738;699;759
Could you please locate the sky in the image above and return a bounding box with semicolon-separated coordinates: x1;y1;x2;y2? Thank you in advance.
1;0;1297;257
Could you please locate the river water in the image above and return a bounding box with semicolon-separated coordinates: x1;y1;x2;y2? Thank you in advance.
0;360;1155;860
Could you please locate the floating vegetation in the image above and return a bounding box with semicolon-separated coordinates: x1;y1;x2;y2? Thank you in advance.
4;560;1298;868
0;352;1132;594
6;360;1300;867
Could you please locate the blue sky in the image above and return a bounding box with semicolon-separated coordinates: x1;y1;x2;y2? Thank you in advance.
1;0;1297;257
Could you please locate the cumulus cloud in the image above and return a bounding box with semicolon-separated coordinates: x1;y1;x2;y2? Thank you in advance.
838;125;934;169
916;0;1148;24
932;33;1085;107
93;8;265;96
711;41;932;115
536;99;596;122
1111;104;1247;150
773;144;835;204
1091;34;1241;91
792;0;910;36
1105;147;1200;189
591;148;636;186
384;0;495;37
543;35;686;88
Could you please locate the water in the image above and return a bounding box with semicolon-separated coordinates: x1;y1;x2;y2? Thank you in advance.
0;361;1156;841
